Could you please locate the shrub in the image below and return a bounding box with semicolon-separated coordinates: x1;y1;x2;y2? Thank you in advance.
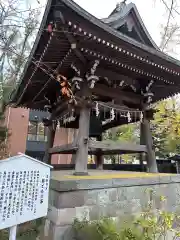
0;218;44;240
73;191;180;240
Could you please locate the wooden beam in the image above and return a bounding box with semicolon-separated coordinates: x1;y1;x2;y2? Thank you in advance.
91;84;142;105
99;101;133;111
50;100;69;120
96;68;138;86
43;122;56;164
59;12;87;65
49;140;147;155
101;108;156;131
88;140;147;154
102;117;139;131
49;143;78;154
50;96;92;120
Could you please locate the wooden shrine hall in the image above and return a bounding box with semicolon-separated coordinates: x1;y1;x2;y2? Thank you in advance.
11;0;180;175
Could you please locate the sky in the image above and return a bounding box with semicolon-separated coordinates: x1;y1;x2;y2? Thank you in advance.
32;0;180;58
73;0;165;46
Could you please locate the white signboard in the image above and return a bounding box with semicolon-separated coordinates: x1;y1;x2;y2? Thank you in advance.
0;154;52;231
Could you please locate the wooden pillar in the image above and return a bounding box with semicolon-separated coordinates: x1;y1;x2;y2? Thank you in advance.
139;122;145;172
95;135;104;170
74;105;91;175
143;118;158;173
43;122;56;165
175;161;180;174
71;129;78;164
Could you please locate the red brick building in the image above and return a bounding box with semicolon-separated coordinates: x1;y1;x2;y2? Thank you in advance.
5;107;73;164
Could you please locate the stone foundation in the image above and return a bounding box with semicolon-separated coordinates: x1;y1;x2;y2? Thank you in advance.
42;173;180;240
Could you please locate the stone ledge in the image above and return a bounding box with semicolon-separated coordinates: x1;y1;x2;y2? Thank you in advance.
50;175;180;192
41;221;73;240
47;205;90;226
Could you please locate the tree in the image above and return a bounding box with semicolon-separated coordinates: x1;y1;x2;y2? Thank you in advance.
103;123;139;164
0;0;41;158
0;0;40;96
152;98;180;158
151;0;180;158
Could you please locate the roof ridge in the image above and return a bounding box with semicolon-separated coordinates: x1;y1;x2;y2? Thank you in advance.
109;1;128;16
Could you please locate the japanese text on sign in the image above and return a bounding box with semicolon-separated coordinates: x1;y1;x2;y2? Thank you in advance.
0;155;51;230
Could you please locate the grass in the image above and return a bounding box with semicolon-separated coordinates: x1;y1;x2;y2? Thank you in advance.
0;218;44;240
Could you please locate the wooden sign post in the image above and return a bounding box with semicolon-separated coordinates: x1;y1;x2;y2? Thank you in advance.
0;154;53;239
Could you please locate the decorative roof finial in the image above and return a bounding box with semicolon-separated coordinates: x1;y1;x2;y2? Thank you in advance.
116;1;127;11
116;3;120;9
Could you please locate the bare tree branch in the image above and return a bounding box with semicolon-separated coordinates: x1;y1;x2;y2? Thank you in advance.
161;0;180;16
160;0;174;50
0;0;40;103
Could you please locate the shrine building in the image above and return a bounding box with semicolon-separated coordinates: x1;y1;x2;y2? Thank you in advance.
10;0;180;175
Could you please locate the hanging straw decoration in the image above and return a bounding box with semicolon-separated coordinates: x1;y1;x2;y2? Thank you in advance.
110;108;115;120
86;60;100;89
57;120;60;130
127;111;131;123
94;101;144;124
95;102;100;117
58;110;76;126
140;112;144;122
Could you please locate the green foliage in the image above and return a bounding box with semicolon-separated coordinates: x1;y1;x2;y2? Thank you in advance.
105;97;180;160
0;0;41;158
152;97;180;158
0;106;9;159
73;218;121;240
103;123;139;163
73;192;180;240
0;218;44;240
0;0;40;102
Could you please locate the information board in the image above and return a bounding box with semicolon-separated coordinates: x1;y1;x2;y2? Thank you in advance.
0;155;52;230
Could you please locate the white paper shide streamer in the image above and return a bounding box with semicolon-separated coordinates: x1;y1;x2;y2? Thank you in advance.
95;101;144;124
95;102;100;117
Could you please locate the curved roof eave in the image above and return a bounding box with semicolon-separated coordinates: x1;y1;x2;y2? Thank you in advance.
102;3;159;50
11;0;180;105
131;3;159;50
61;0;180;67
